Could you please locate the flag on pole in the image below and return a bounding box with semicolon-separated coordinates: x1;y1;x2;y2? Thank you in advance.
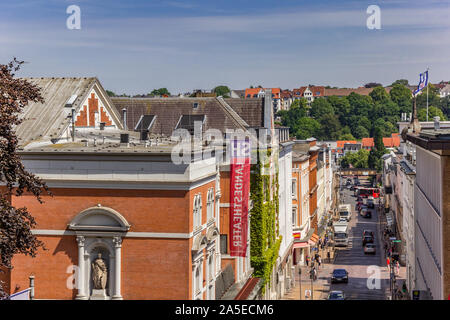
413;70;428;95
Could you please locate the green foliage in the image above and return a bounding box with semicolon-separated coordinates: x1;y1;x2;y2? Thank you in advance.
276;84;450;141
149;88;171;96
416;84;440;110
418;106;447;121
390;84;412;114
318;113;341;140
340;149;370;168
368;127;387;171
249;151;281;293
106;90;116;97
310;98;334;120
339;133;356;140
369;86;390;104
213;85;231;98
295;117;321;139
364;82;382;88
354;125;369;139
390;79;409;87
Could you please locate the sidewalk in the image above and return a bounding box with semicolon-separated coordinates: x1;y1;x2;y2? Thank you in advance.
377;200;408;300
282;246;337;300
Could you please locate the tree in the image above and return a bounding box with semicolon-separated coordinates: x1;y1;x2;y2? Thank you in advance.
150;88;171;96
364;82;382;88
327;96;352;127
339;133;356;140
369;86;390;104
347;93;374;117
437;96;450;118
295;117;321;140
416;84;440;111
277;99;308;136
0;59;50;297
340;149;369;168
106;90;116;97
390;84;412;114
213;85;230;98
368;126;387;171
318;113;341;140
418;106;446;121
390;79;409;87
354;125;369;139
309;97;334;120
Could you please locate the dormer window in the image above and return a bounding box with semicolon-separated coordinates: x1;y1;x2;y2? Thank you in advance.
193;102;199;109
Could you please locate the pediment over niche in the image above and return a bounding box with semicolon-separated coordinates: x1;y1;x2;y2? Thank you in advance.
68;206;131;232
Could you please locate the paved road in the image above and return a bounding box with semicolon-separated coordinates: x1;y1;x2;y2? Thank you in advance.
327;177;389;300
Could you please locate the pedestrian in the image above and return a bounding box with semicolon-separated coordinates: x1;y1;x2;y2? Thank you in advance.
315;252;320;262
327;251;331;263
312;267;317;281
387;257;390;271
305;256;309;267
318;256;322;268
396;261;400;275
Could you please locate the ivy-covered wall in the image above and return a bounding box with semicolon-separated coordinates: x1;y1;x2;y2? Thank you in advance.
249;147;282;294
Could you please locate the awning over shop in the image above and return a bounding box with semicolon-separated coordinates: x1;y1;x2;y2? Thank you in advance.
310;233;320;244
293;242;309;249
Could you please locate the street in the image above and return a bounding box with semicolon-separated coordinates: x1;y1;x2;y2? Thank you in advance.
328;177;389;299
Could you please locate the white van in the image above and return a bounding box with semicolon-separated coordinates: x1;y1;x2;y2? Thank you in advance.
338;204;352;222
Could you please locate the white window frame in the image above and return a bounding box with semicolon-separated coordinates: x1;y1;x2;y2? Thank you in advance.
292;206;298;227
292;178;297;199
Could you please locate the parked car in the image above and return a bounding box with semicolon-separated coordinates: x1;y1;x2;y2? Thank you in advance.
331;269;349;283
364;243;376;254
363;235;374;246
328;290;346;300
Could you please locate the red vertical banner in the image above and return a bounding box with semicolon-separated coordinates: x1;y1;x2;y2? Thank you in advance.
229;139;251;257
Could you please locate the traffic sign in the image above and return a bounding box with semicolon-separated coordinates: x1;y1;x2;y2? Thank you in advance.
389;237;397;241
393;240;402;243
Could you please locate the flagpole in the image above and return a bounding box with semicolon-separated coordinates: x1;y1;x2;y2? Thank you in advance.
426;67;429;122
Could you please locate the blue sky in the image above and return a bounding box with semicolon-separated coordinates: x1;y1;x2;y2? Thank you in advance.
1;0;449;94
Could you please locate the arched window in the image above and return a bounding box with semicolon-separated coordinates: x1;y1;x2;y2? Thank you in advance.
206;188;214;221
193;194;203;228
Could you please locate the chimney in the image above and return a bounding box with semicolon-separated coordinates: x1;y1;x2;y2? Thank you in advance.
410;96;421;133
122;108;127;131
434;116;440;130
120;133;129;144
264;88;273;130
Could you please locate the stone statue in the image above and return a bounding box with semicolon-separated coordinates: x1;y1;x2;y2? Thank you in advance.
92;253;107;290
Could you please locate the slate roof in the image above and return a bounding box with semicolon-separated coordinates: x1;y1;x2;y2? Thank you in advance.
111;97;265;136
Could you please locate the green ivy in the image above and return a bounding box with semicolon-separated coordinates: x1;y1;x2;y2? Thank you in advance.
249;147;281;294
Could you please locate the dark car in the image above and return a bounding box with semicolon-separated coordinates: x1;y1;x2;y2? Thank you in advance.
363;230;374;238
328;290;346;300
363;235;374;246
361;209;372;218
331;269;349;283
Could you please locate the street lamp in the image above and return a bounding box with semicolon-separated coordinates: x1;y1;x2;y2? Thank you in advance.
309;264;315;300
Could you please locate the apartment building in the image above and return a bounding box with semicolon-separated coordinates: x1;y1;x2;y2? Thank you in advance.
291;151;311;267
406;126;450;300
